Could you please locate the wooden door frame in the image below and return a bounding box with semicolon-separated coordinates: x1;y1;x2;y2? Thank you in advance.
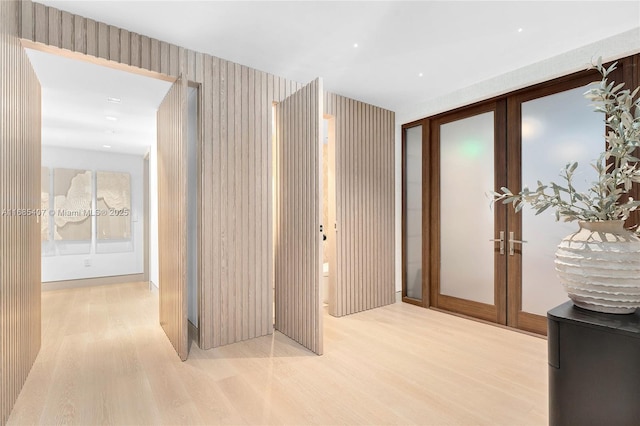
400;54;640;335
401;119;430;308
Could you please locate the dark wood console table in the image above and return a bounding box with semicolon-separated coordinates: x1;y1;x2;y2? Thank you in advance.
548;301;640;426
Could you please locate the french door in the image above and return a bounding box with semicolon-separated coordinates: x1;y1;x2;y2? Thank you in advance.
403;71;608;334
430;101;508;325
503;73;605;333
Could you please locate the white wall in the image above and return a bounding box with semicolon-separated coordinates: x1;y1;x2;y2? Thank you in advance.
42;146;144;282
393;28;640;292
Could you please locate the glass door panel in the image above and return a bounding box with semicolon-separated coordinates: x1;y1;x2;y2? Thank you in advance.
519;84;602;315
440;112;495;305
414;64;630;334
404;125;423;301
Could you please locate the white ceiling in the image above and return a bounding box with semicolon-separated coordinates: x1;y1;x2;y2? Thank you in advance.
27;48;172;155
29;1;640;154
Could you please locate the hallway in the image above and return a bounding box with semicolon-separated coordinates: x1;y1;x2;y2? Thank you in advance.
8;282;547;425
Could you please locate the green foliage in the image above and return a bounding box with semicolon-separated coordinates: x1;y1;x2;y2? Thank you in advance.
493;58;640;222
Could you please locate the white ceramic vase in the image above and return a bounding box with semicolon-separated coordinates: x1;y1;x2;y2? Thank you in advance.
555;220;640;314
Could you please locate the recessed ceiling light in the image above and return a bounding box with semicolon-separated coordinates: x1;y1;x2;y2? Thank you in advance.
105;116;117;121
107;97;121;104
103;145;111;148
418;73;424;77
353;43;358;48
518;28;523;33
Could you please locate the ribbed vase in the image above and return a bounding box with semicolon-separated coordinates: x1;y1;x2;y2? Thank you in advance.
555;220;640;314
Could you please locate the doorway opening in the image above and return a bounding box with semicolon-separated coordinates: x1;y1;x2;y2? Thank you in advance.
26;45;201;359
28;47;170;290
271;113;336;318
321;115;337;315
186;84;199;341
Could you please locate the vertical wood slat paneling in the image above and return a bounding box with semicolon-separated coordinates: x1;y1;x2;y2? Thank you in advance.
157;76;188;361
73;14;85;54
97;22;108;60
227;60;236;345
85;18;97;57
199;54;213;349
120;29;130;66
150;39;160;73
20;1;33;42
18;2;396;360
266;73;275;337
60;11;73;51
130;32;140;68
140;35;150;70
247;67;256;340
325;93;396;317
0;1;42;423
47;6;60;48
218;58;229;347
234;63;242;343
108;25;119;63
275;78;323;355
160;42;169;75
34;2;47;44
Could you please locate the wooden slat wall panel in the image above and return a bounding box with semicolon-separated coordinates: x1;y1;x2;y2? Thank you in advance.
108;25;119;62
34;2;46;44
73;15;85;54
157;76;188;361
275;79;323;355
60;11;73;51
86;19;97;57
198;64;293;348
0;1;42;423
130;32;140;68
120;29;129;66
97;22;108;59
18;2;396;357
325;93;395;317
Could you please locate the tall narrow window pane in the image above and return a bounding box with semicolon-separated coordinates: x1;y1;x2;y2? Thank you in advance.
405;125;422;300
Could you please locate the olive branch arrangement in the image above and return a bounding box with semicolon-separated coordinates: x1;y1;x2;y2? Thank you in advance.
492;58;640;223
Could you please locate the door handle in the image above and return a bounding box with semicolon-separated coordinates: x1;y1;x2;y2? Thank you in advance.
509;231;527;256
489;231;505;255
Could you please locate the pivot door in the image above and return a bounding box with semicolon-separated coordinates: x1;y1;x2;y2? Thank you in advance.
274;78;324;355
157;76;189;360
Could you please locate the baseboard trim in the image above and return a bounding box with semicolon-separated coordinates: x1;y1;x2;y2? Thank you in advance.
42;274;146;291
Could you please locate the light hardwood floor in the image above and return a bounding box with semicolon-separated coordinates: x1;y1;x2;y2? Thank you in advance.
8;282;548;425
